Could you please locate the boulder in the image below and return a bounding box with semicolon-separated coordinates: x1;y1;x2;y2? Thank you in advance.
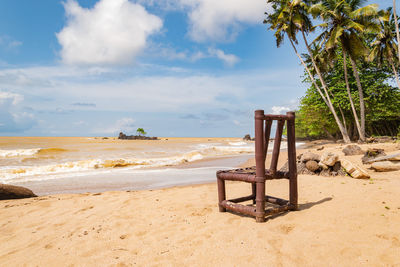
371;161;400;172
320;152;339;166
340;159;370;179
342;145;364;156
318;161;329;170
332;161;342;172
320;169;331;177
305;160;319;172
364;152;400;164
300;152;320;162
0;184;37;200
297;162;314;175
361;148;386;164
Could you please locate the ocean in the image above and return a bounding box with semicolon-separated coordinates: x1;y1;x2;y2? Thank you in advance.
0;137;297;195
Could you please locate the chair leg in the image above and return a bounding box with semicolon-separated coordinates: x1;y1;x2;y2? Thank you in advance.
251;183;256;204
255;181;266;222
217;178;226;212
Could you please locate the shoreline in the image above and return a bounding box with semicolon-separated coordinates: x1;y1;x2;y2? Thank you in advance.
1;140;400;265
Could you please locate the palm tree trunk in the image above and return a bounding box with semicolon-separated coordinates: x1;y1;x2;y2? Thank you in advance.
393;0;400;60
389;57;400;89
348;55;366;141
301;30;351;143
288;38;329;106
342;49;363;141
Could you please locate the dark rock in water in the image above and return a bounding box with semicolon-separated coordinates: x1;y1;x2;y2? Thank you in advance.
118;132;158;140
342;145;364;156
243;134;251;141
305;160;319;172
361;148;386;164
0;184;37;200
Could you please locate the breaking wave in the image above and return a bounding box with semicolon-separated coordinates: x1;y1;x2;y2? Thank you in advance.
0;148;68;158
0;143;254;183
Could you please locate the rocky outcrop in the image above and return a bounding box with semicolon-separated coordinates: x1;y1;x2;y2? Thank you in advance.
243;134;252;141
340;159;370;179
118;132;158;140
371;161;400;172
342;145;364;156
0;184;37;200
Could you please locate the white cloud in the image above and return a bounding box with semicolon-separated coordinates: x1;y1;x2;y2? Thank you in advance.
271;106;290;115
0;91;36;133
0;91;24;105
183;0;266;42
0;35;22;49
208;48;239;66
102;117;136;134
57;0;163;65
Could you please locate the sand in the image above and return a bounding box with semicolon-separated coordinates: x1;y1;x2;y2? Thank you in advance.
1;142;400;266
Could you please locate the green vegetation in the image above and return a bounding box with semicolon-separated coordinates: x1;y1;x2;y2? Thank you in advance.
265;0;400;141
136;128;147;136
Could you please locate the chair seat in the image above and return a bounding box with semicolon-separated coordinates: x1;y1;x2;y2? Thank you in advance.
217;167;290;183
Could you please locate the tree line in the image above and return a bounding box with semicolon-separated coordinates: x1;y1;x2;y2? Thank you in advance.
264;0;400;142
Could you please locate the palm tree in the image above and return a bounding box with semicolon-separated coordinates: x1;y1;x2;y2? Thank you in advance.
369;8;400;89
393;0;400;60
310;0;381;141
265;0;351;142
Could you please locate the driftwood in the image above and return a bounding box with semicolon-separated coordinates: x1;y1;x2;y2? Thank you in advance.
217;110;297;223
364;152;400;164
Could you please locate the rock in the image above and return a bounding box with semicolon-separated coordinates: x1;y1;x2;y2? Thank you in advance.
318;161;329;170
279;161;289;172
320;169;331;177
243;134;251;141
316;146;324;151
332;161;342;172
342;145;364;156
0;184;37;200
300;152;320;162
305;160;319;172
371;161;400;172
364;152;400;164
361;148;386;164
320;152;339;166
297;162;314;175
337;168;347;177
340;159;370;179
366;137;376;143
118;132;158;140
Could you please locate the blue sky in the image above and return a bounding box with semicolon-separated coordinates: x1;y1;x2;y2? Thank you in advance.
0;0;392;137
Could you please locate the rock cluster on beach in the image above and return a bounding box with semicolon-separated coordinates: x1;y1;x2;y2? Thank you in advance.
281;145;373;179
118;132;158;140
0;184;37;200
284;144;400;178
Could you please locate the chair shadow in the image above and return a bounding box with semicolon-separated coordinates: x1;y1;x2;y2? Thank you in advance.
266;197;332;221
222;197;333;221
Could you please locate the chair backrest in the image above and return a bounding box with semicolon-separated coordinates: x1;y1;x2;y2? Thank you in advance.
254;110;297;177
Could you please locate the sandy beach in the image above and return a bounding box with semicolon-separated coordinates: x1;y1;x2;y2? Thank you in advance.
1;141;400;266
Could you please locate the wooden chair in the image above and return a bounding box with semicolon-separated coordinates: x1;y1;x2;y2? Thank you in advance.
216;110;298;222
